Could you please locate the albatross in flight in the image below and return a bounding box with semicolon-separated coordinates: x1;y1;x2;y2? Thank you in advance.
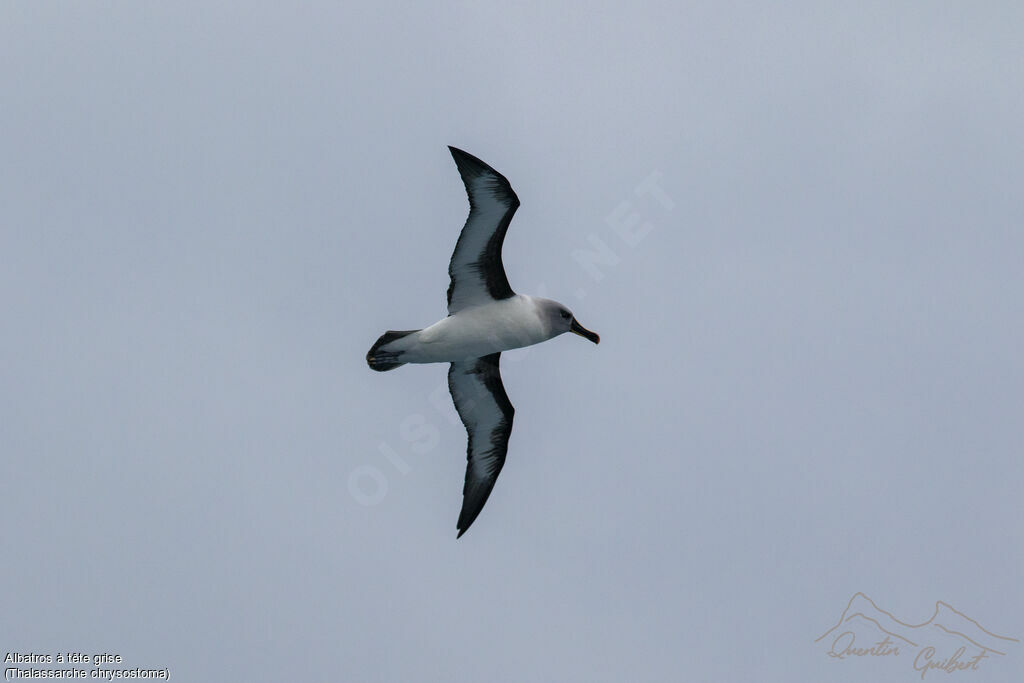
366;146;600;538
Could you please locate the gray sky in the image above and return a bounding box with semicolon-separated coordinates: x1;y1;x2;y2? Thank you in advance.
2;2;1022;681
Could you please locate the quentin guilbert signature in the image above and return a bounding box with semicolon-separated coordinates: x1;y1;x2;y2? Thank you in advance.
816;593;1019;679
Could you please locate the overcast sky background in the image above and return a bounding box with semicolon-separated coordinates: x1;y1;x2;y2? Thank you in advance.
2;2;1022;682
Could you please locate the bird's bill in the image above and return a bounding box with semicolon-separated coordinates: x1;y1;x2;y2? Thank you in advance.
570;319;600;344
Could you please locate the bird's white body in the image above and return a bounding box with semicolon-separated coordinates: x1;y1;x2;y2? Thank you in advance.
385;295;555;363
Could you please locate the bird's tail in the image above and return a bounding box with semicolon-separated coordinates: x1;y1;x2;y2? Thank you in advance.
366;329;419;371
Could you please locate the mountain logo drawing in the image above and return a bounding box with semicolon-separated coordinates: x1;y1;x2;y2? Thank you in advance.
816;592;1018;678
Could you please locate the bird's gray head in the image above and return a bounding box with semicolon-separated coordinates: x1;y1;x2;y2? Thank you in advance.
536;299;600;344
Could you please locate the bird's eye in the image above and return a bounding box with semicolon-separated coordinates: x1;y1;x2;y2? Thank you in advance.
561;311;571;319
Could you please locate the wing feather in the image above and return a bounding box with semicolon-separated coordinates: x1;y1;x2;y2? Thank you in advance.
447;353;515;537
447;147;520;314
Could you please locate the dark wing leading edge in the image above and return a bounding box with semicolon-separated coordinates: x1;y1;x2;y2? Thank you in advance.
447;353;515;538
446;146;520;314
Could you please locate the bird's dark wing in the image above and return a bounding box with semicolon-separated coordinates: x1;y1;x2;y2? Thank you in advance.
446;146;520;314
447;353;515;537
